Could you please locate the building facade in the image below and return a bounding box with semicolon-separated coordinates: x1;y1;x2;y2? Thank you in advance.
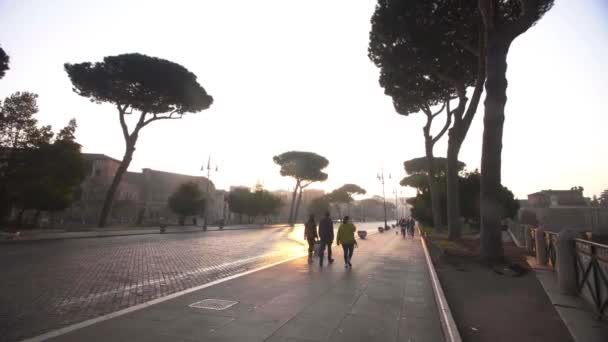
60;154;218;226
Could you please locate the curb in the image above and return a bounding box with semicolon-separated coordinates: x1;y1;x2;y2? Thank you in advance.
419;232;462;342
1;224;292;243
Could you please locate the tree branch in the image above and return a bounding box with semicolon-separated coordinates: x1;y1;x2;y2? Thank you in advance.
300;181;313;189
141;109;183;127
432;100;452;145
462;19;487;132
431;102;447;119
117;104;130;142
478;0;495;31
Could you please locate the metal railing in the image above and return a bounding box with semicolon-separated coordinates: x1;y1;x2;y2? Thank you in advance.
516;225;608;320
574;238;608;320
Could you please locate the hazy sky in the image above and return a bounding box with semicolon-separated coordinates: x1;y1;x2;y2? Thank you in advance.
0;0;607;200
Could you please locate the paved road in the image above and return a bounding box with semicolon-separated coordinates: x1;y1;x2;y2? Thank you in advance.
0;222;384;341
46;228;441;342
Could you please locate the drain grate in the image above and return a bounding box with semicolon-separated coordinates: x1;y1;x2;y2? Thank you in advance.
188;299;238;310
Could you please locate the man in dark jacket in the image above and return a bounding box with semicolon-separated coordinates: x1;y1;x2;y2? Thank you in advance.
304;214;318;263
318;212;335;266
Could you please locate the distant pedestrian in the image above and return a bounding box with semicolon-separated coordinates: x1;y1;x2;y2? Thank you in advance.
318;212;335;266
336;216;357;268
304;214;318;263
407;217;416;238
399;217;407;239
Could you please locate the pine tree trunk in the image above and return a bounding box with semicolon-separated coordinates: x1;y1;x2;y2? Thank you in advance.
293;187;304;224
288;181;299;225
447;132;463;240
98;141;137;228
480;41;510;261
424;141;444;231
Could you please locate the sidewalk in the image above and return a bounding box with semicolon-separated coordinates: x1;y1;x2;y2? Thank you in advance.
37;232;443;342
0;223;291;243
507;229;608;342
529;259;608;342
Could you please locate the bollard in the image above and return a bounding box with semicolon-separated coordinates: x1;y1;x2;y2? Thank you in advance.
535;229;548;266
556;229;578;295
524;226;534;253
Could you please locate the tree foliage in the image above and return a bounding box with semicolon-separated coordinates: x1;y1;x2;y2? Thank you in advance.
406;169;519;229
0;93;85;223
65;53;214;227
273;151;329;183
369;0;479;115
0;92;86;223
403;157;465;177
308;196;331;218
227;187;282;223
168;182;205;225
18;131;86;213
328;184;366;204
65;53;213;115
0;46;8;79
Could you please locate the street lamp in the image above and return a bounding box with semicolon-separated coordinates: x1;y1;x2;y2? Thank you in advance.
393;188;401;225
377;169;391;229
201;156;219;231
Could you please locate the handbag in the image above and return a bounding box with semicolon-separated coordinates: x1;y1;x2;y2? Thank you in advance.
313;240;322;257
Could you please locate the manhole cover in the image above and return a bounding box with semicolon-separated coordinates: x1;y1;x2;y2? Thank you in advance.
189;299;238;310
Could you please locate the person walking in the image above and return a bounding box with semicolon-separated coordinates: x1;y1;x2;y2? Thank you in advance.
407;216;416;238
318;211;335;266
336;216;357;268
399;217;407;239
304;214;318;263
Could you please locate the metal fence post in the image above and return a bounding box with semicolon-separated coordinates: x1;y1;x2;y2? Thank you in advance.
536;229;548;266
556;229;578;295
524;226;534;253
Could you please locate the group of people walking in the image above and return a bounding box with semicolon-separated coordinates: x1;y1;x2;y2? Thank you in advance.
304;213;357;268
399;216;416;239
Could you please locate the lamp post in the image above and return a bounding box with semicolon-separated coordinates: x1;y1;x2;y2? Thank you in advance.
377;169;391;229
393;188;400;225
201;156;219;231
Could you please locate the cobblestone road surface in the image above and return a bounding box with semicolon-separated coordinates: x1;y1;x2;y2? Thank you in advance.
0;222;383;341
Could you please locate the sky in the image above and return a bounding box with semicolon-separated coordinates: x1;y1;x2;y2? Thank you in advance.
0;0;607;200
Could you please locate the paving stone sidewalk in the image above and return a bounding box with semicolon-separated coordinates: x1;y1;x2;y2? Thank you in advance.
45;232;443;342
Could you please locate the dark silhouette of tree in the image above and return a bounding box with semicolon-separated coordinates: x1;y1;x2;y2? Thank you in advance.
254;189;282;223
168;182;205;226
478;0;554;261
0;46;8;79
65;53;213;227
599;190;608;208
328;184;366;216
308;195;332;218
0;92;53;220
404;157;466;178
405;168;518;229
227;187;282;223
369;0;485;240
18;119;86;219
227;187;250;224
272;151;328;224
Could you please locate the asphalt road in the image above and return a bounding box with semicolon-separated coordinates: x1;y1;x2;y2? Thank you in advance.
0;221;385;341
